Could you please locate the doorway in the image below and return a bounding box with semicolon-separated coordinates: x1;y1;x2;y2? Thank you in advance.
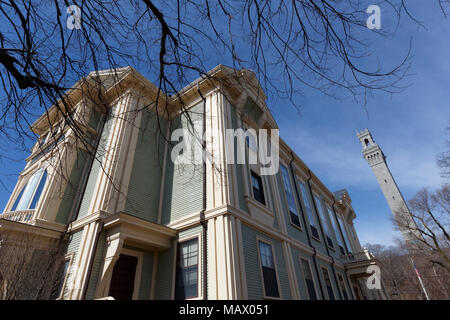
108;254;138;300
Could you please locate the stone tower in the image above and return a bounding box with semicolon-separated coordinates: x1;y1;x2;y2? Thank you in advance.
357;129;419;243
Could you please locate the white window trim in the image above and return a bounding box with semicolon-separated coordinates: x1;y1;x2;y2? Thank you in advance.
256;237;282;300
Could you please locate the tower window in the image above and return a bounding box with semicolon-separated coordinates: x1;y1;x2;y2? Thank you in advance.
364;138;370;146
384;179;387;183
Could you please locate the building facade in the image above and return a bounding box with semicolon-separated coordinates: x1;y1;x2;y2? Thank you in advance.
1;66;386;300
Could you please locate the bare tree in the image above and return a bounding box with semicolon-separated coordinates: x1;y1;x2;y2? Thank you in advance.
437;123;450;179
397;185;450;272
0;223;68;300
1;0;446;163
366;242;450;300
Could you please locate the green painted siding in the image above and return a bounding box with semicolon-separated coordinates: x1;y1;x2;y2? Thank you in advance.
161;103;204;225
154;240;176;299
240;223;291;299
55;150;89;224
63;230;84;298
290;247;309;300
85;231;107;300
77;107;114;219
124;108;167;222
138;251;154;300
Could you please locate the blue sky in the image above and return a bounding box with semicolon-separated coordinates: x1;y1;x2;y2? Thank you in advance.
0;1;448;247
273;2;449;246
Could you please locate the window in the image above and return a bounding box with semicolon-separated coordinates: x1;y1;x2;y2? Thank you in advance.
280;165;300;227
37;133;48;149
321;267;335;300
327;206;345;255
349;224;358;241
10;168;47;212
251;172;266;205
337;273;349;300
298;182;320;239
258;241;279;298
53;256;72;300
313;195;334;249
175;238;199;299
245;128;257;151
300;258;317;300
337;215;353;255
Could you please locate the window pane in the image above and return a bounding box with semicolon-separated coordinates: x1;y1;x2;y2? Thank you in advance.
15;168;44;210
299;182;316;227
262;267;279;297
327;206;344;248
322;268;335;300
29;170;47;209
251;172;266;205
280;165;300;226
175;238;199;299
258;241;279;297
338;216;352;254
313;195;332;240
338;274;349;300
258;241;275;269
10;186;25;211
301;259;317;300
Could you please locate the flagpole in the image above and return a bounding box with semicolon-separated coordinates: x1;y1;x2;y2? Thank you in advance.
408;257;430;300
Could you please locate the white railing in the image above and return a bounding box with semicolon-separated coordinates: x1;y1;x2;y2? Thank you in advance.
0;209;35;224
339;248;375;264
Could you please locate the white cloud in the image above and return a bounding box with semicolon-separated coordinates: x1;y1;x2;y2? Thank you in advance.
281;126;442;195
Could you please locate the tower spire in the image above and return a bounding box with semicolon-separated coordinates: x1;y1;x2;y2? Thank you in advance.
356;129;420;244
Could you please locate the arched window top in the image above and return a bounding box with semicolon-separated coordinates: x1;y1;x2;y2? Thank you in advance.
9;168;47;212
364;138;370;147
